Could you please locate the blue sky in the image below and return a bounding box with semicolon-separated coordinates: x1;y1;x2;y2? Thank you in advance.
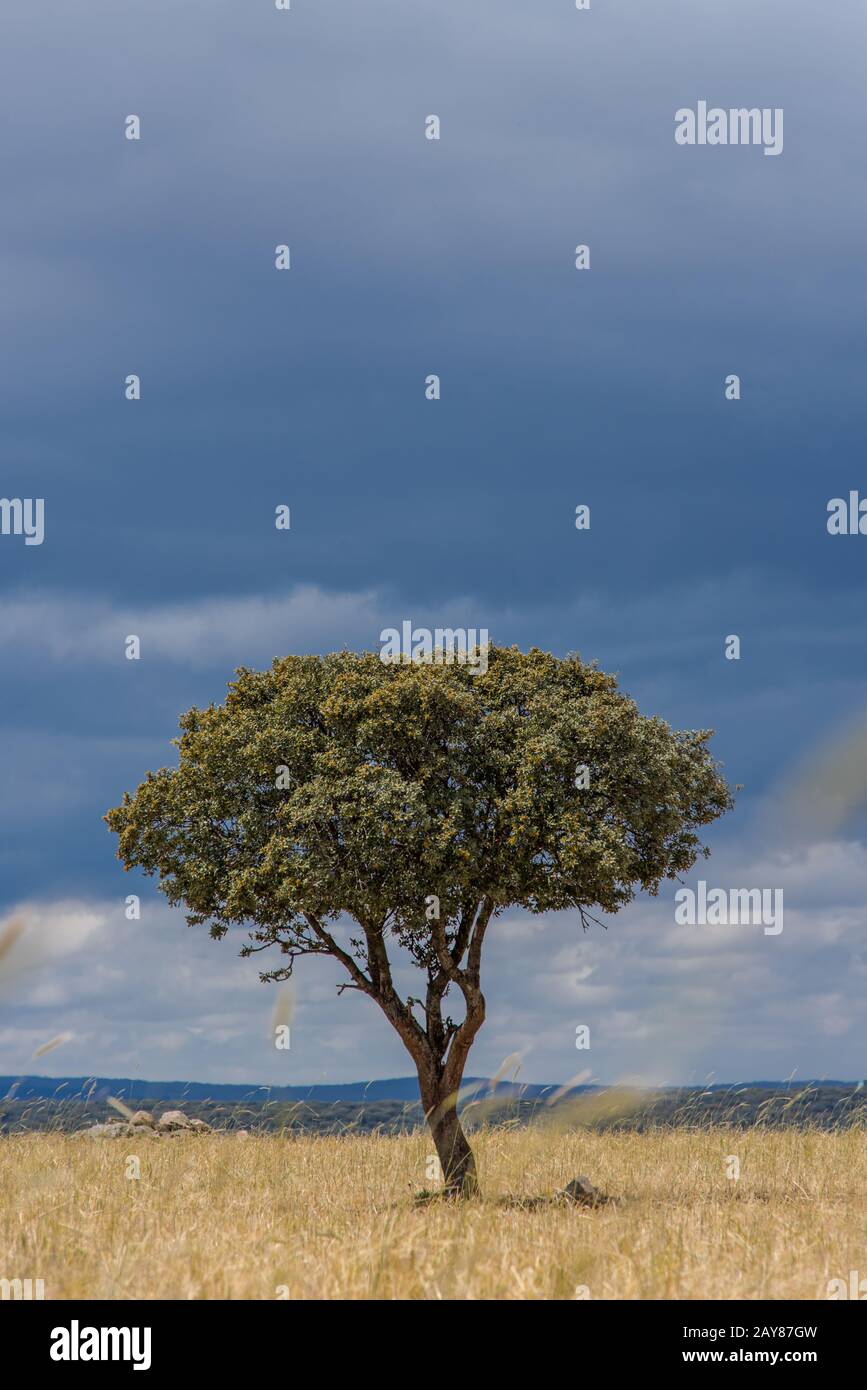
1;0;865;1087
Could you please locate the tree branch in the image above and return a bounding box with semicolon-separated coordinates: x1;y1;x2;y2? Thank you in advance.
303;912;374;996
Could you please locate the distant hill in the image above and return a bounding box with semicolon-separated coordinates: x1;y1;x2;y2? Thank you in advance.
0;1072;862;1107
0;1073;562;1104
1;1074;862;1104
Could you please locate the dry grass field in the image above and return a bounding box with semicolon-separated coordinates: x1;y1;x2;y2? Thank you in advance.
1;1125;863;1300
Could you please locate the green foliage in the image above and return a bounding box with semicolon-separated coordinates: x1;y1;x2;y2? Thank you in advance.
106;645;732;978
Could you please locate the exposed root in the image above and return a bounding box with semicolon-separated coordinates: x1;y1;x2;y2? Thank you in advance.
411;1175;619;1210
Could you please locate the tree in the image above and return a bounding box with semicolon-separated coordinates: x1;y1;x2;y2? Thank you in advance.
106;645;732;1196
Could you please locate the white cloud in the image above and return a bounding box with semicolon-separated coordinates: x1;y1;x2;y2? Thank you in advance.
0;834;865;1087
0;902;104;996
0;586;384;668
2;568;864;681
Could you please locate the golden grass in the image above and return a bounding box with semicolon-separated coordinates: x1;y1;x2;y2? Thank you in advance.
1;1126;863;1300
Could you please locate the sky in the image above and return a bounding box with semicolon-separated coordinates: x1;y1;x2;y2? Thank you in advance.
1;0;865;1089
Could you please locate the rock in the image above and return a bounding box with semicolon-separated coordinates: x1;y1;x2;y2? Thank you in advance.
559;1175;611;1206
158;1110;193;1131
77;1109;212;1139
235;1129;250;1140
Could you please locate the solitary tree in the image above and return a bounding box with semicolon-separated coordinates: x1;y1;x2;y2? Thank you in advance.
106;646;732;1196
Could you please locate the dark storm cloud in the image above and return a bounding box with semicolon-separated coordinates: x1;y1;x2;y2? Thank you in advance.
1;0;865;1080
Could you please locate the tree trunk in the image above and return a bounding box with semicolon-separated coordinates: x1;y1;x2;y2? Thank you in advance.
428;1091;479;1198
